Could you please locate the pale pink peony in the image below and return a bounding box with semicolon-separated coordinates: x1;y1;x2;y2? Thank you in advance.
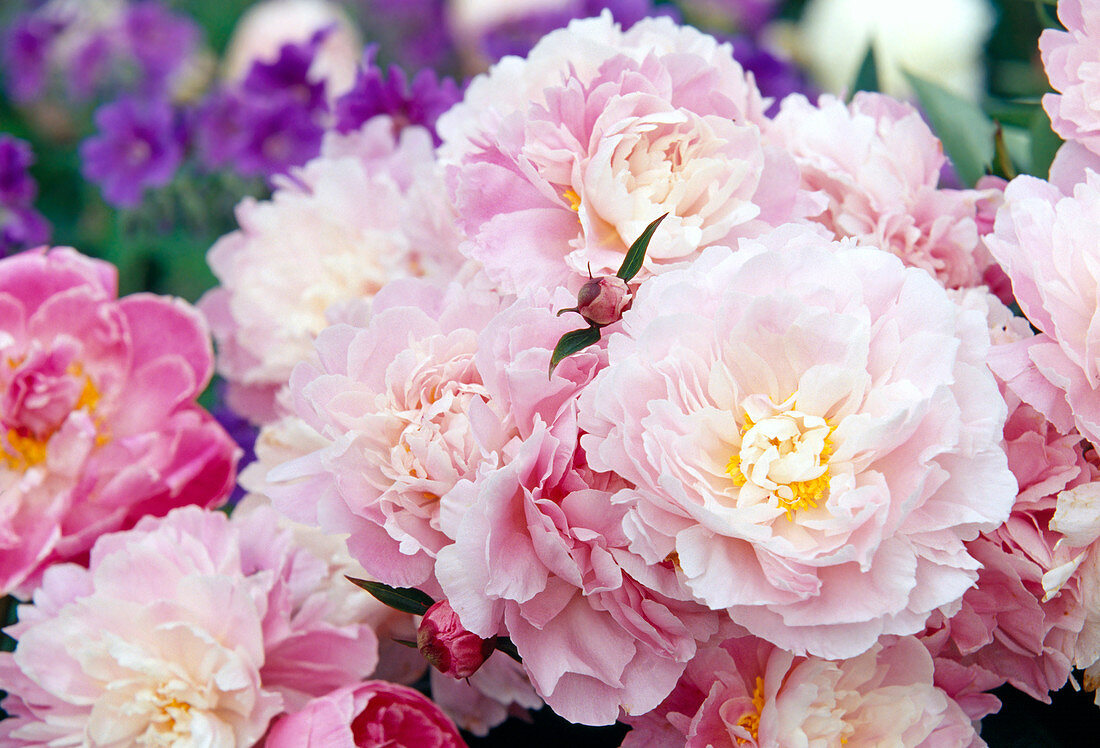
768;92;994;289
0;505;379;745
0;247;237;598
1041;0;1100;157
201;117;464;424
264;278;506;592
265;681;467;748
624;634;981;747
984;170;1100;448
435;290;719;725
578;228;1016;659
438;13;810;294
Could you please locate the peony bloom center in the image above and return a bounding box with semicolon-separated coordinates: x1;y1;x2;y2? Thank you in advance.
726;396;833;520
735;676;765;744
2;355;107;470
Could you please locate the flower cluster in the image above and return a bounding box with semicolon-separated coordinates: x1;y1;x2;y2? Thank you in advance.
5;1;1100;744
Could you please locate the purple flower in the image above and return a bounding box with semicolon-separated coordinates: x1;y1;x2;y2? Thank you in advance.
123;1;203;94
212;383;257;506
478;0;665;62
242;29;328;110
235;99;325;178
729;35;817;116
334;48;461;144
79;97;184;208
0;135;50;256
3;13;61;102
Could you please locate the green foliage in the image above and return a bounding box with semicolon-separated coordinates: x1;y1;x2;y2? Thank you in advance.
904;71;996;186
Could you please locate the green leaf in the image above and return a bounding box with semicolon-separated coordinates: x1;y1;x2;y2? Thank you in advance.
548;325;602;377
1029;106;1064;179
346;577;435;616
392;638;419;649
851;44;878;97
903;71;996;187
616;212;668;282
494;637;523;664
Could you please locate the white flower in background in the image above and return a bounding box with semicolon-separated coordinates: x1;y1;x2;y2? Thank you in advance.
794;0;995;101
222;0;362;97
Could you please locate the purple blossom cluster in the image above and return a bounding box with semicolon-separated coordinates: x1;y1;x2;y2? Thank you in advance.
0;135;49;256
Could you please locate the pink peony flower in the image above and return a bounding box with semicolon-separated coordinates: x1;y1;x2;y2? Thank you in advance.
1041;0;1100;157
623;634;982;747
984;170;1100;448
0;505;380;745
265;278;506;592
578;228;1016;659
920;290;1092;717
418;600;497;679
265;681;467;748
438;13;811;294
768;92;994;289
201;117;464;424
0;247;237;598
434;290;719;725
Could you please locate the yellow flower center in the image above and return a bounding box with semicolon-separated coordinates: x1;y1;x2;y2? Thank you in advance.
563;188;582;212
735;676;766;744
725;400;834;521
2;362;108;470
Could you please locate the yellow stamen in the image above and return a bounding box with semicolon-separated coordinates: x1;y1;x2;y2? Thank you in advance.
735;676;765;744
563;188;582;212
3;428;48;469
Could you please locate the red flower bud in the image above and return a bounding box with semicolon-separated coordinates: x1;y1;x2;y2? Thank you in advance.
574;275;630;326
417;600;496;679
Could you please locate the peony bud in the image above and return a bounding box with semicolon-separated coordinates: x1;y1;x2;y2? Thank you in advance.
417;600;496;679
572;275;631;327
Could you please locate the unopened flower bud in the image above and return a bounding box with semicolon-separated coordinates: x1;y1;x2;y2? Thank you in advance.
574;275;630;326
417;600;496;679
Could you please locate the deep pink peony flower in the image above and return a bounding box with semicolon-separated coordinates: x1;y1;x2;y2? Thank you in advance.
768;92;994;289
265;681;467;748
623;634;981;747
0;247;237;598
201;117;464;424
0;505;379;745
578;228;1016;659
438;13;811;294
985;171;1100;448
1041;0;1100;157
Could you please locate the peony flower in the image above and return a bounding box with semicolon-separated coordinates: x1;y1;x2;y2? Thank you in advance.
0;247;237;598
222;0;362;98
795;0;994;102
200;117;464;423
438;13;809;294
0;505;379;745
578;228;1016;659
1041;0;1100;158
768;92;994;288
984;170;1100;448
623;634;981;747
918;289;1092;718
418;600;497;679
433;289;719;725
265;681;467;748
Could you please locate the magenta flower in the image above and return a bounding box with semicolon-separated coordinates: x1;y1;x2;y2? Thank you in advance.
0;248;238;597
266;681;467;748
1041;0;1100;157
